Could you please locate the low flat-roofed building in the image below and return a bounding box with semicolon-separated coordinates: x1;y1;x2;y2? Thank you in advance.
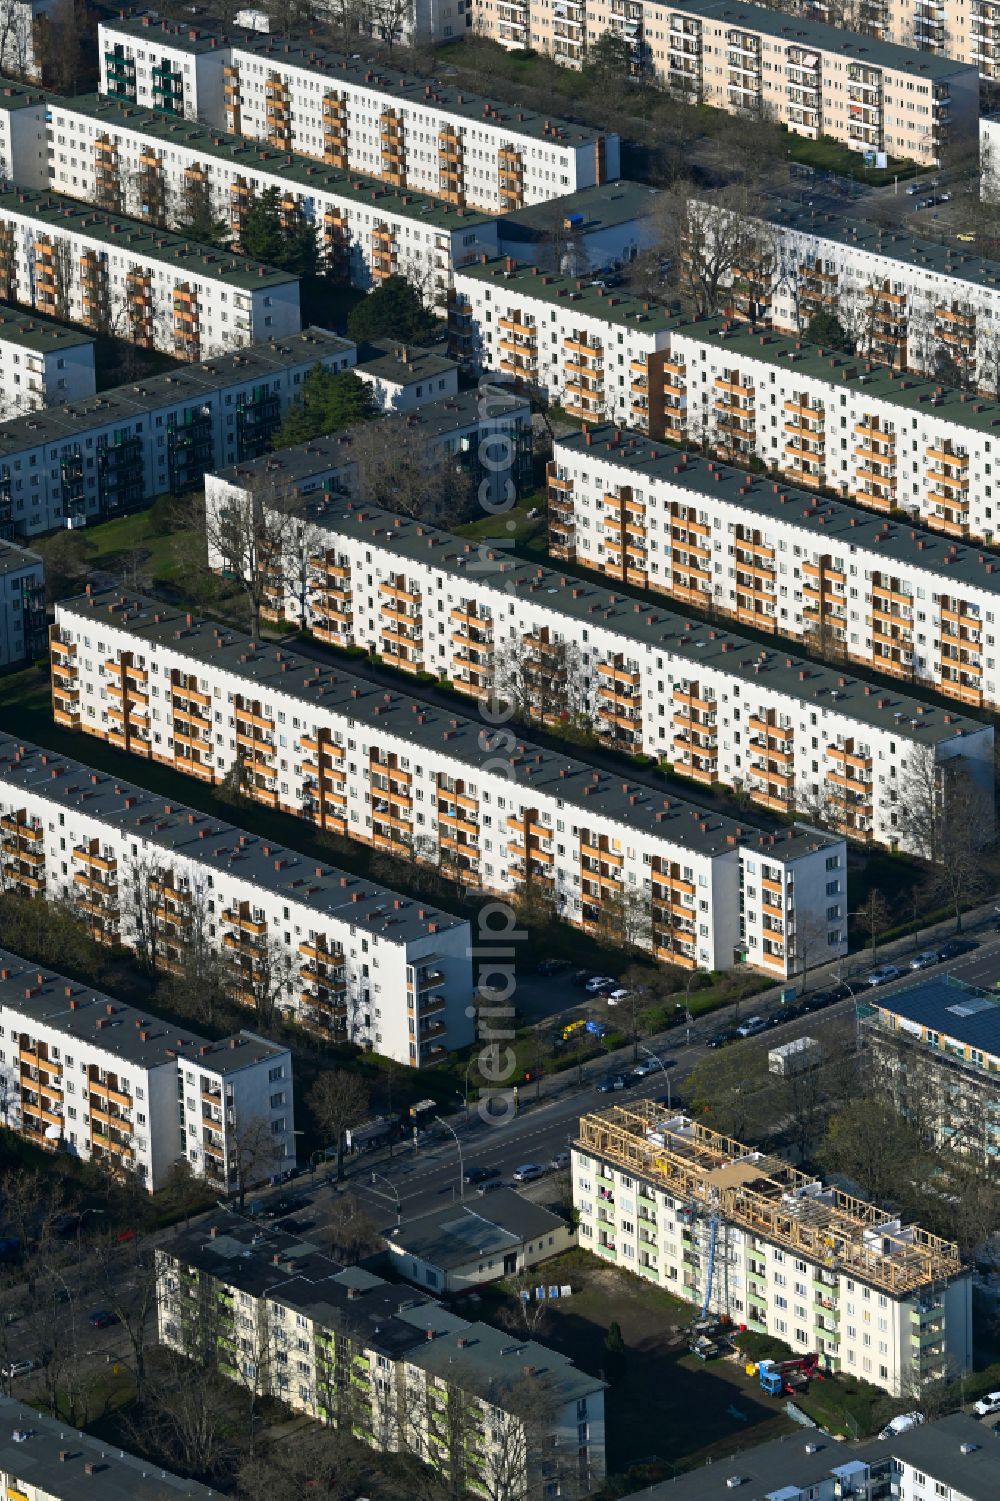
497;180;664;274
387;1188;575;1292
354;339;460;412
0;1394;218;1499
860;976;1000;1166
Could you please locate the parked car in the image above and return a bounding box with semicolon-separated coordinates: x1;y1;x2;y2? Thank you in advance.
88;1310;117;1329
536;958;571;977
804;991;836;1009
585;975;616;994
878;1412;924;1440
937;939;977;960
276;1217;313;1234
596;1075;628;1094
464;1166;500;1186
910;951;939;971
2;1359;36;1380
974;1391;1000;1417
512;1164;545;1183
736;1016;766;1038
707;1030;736;1049
905;181;921;194
549;1152;570;1171
570;970;591;988
631;1058;660;1077
605;989;633;1006
477;1181;503;1196
264;1198;297;1220
866;965;902;987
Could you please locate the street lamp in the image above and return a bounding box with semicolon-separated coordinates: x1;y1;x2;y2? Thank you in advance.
368;1170;401;1230
434;1115;464;1202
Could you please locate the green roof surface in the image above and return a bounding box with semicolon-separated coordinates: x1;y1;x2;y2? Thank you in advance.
0;305;93;354
456;256;676;333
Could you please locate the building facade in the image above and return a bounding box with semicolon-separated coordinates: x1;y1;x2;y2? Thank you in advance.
0;308;95;418
44;96;499;309
0;538;44;664
0;187;300;360
157;1214;607;1493
573;1102;972;1398
0;79;48;188
207;486;994;853
0;731;473;1066
0;947;293;1192
548;422;1000;718
449;257;676;434
860;977;1000;1167
0;327;354;538
52;588;848;979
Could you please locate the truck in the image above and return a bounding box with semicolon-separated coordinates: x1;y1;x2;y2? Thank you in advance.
768;1036;821;1078
755;1352;822;1396
408;1099;437;1127
345;1115;400;1154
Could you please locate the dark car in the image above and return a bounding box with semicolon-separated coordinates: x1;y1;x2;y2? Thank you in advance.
88;1310;117;1329
276;1217;314;1234
536;958;571;977
596;1075;627;1094
937;939;977;960
464;1166;500;1185
805;990;837;1009
707;1030;736;1049
264;1199;297;1220
570;970;591;988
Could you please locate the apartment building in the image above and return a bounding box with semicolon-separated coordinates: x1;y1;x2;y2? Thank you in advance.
212;383;533;518
0;731;472;1066
354;339;459;411
45;96;497;308
0;947;293;1191
573;1102;972;1398
100;13;229;121
0;539;43;664
52;588;848;979
663;318;1000;542
0;1396;219;1501
0;326;354;538
157;1212;607;1491
204;487;993;853
808;0;1000;85
0;187;300;360
0;309;94;419
449;257;676;434
0;0;54;86
0;79;48;188
549;422;1000;717
859;976;1000;1167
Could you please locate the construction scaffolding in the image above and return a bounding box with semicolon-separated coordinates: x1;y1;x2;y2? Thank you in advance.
576;1102;964;1296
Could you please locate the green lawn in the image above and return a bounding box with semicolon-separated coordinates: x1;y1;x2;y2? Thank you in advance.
452;493;546;546
79;508;191;586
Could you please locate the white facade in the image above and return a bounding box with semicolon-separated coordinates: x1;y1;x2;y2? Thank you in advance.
212;484;993;856
0;309;94;419
53;589;846;980
0;948;293;1192
0;81;47;188
573;1105;973;1400
100;14;229;122
0;731;473;1068
450;256;676;432
354;341;459;412
0;327;354;538
0;538;43;664
0;186;300;361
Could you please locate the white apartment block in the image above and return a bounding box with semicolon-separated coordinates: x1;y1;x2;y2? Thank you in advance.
205;485;992;854
0;308;94;419
805;0;1000;84
573;1103;972;1399
981;112;1000;193
354;339;459;412
0;947;293;1192
664;318;1000;545
450;256;676;435
0;538;43;665
0;730;473;1067
157;1215;607;1493
97;14;619;197
53;588;849;980
44;96;498;309
0;187;300;361
472;0;976;166
0;79;47;188
548;423;1000;718
0;326;354;538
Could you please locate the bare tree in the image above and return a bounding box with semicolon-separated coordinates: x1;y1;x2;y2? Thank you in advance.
199;470;312;636
309;1071;370;1182
663;185;776;320
857;888;891;967
348;416;472;528
91;1236;159;1402
232;1112;285;1208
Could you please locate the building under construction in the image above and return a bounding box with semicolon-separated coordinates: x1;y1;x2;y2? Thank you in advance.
573;1102;971;1398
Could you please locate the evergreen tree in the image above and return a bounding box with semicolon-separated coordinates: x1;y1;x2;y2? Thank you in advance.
603;1320;627;1383
805;310;852;354
239;186;286;267
346;274;438;345
175;174;229;250
273;368;377;447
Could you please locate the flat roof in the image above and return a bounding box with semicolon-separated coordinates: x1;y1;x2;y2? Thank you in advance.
0;327;350;458
758;193;1000;294
0;539;42;575
0;307;94;355
867;975;1000;1057
0;1395;216;1499
0;946;285;1072
355;338;457;388
47;94;493;232
388;1189;568;1270
887;1412;1000;1498
666;0;971;76
0;732;465;946
673;317;1000;436
619;1431;885;1501
500;179;662;236
214;383;528;487
0;187;296;289
558;422;1000;599
457;256;676;334
59;587;840;865
103;13;612;150
161;1213;604;1401
0;79;47;111
231;492;988;748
